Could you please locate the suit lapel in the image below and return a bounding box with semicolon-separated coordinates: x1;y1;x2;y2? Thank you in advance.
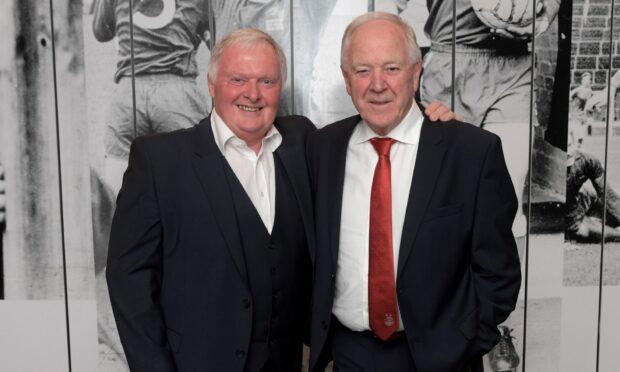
327;117;360;267
397;119;446;277
273;120;317;261
191;117;248;284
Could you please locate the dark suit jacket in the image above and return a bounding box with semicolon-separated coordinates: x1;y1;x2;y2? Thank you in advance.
106;115;315;372
307;115;521;372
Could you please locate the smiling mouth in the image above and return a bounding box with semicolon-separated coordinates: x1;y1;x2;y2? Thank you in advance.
238;105;261;112
369;100;390;106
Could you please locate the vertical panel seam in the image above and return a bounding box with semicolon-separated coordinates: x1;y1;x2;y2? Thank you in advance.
596;1;615;371
47;0;72;370
129;0;137;139
289;0;295;114
522;0;539;369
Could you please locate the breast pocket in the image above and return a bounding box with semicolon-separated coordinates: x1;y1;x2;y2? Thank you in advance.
422;203;463;223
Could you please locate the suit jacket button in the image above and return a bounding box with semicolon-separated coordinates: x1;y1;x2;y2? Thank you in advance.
321;320;328;330
242;298;251;308
330;273;336;281
235;349;245;359
268;243;276;250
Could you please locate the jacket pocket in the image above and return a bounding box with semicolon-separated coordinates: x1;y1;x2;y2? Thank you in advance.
423;203;463;222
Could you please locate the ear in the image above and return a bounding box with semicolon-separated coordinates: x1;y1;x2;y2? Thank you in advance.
412;62;422;93
207;75;216;97
341;66;352;97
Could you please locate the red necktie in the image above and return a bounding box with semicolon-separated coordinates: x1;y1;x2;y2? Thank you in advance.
368;137;399;341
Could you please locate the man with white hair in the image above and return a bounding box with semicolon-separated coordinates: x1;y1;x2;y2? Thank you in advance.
308;12;521;371
106;29;315;372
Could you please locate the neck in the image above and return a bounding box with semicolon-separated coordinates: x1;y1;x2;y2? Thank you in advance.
245;138;263;154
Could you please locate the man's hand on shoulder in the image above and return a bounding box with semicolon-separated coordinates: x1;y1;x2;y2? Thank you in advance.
424;100;460;122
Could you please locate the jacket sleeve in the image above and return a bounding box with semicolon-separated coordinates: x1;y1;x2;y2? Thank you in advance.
92;0;117;42
470;135;522;352
106;138;177;372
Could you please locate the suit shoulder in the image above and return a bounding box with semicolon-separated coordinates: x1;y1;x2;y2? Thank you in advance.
439;119;501;148
275;115;316;136
131;121;201;157
310;115;359;140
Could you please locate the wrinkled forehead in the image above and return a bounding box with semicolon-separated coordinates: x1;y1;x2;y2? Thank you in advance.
344;19;416;67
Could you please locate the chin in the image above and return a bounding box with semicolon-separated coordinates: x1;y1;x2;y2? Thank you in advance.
368;117;395;128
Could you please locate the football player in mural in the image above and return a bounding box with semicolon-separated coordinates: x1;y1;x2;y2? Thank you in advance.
421;0;561;240
585;69;620;123
566;130;620;243
419;2;560;369
92;0;294;194
92;0;212;364
92;0;211;193
569;71;593;147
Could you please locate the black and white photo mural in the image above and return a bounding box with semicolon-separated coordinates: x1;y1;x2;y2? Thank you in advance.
1;0;620;371
563;0;620;371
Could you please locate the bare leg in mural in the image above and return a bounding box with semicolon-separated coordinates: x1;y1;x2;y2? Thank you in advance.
90;168;123;366
420;1;561;371
566;131;620;243
91;0;211;367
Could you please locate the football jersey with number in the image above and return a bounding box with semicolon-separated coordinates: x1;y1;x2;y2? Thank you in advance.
424;0;490;45
93;0;210;82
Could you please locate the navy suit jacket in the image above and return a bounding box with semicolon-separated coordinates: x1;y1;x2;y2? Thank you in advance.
106;115;315;372
307;115;521;372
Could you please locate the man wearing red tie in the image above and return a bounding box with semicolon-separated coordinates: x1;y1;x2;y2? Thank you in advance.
307;12;521;372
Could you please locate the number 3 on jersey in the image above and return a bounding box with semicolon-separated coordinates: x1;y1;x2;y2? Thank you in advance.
133;0;176;30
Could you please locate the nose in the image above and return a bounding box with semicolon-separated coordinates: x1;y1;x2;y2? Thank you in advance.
244;81;261;102
369;70;386;92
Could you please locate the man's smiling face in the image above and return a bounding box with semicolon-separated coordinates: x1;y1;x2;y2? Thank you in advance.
208;42;282;143
341;19;421;135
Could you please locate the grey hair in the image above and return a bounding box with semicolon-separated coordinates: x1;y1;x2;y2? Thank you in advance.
207;28;287;83
340;12;422;69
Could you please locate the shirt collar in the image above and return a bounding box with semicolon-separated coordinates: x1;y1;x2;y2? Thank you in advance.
351;102;423;145
210;109;282;155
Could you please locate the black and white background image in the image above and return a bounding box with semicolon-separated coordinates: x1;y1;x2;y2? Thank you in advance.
1;0;620;371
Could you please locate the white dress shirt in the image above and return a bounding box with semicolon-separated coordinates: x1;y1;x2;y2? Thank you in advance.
211;110;281;233
333;104;423;332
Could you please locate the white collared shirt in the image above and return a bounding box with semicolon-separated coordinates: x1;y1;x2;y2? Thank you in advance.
333;104;423;332
211;110;282;233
